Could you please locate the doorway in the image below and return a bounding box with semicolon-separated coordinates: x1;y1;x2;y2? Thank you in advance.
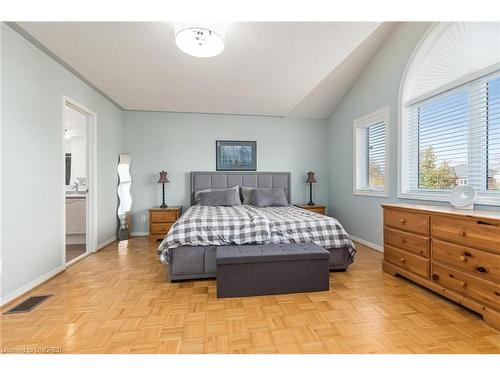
63;97;97;265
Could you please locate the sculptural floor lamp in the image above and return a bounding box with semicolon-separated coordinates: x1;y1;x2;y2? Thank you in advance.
158;171;169;208
306;171;317;206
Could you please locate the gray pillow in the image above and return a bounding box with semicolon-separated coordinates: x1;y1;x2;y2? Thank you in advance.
241;186;254;205
252;188;288;207
196;185;242;206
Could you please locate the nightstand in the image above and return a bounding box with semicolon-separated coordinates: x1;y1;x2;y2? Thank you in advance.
294;204;326;215
149;206;182;241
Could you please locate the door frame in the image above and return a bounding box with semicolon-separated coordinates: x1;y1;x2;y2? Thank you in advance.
62;96;98;266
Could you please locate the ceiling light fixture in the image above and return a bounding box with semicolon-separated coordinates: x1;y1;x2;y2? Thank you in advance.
174;23;225;58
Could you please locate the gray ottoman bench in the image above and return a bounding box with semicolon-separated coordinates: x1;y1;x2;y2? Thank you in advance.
216;243;330;298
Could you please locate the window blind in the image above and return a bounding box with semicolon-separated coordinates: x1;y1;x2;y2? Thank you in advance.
355;120;386;192
403;70;500;194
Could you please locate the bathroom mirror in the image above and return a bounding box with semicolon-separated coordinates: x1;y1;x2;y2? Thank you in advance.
117;153;132;240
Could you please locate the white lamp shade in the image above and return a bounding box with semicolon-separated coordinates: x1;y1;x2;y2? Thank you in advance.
174;23;225;58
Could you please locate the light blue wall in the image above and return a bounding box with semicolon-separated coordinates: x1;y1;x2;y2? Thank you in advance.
327;22;498;248
1;24;122;302
122;111;329;234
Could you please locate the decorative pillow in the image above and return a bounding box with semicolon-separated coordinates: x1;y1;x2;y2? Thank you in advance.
195;185;242;206
252;188;288;207
240;186;254;205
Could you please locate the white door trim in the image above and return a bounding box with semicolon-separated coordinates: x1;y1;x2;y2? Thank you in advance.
62;96;98;267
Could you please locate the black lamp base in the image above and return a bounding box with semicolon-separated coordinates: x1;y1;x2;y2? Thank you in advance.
160;183;168;208
307;182;315;206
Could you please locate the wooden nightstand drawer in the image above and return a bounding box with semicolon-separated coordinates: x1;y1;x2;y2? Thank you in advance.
384;227;429;257
308;207;326;215
151;210;178;223
295;204;326;215
433;239;500;283
432;215;500;255
149;207;182;240
384;208;429;235
150;222;173;234
384;245;429;279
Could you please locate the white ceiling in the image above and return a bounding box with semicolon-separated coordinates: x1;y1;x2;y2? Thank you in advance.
16;22;397;119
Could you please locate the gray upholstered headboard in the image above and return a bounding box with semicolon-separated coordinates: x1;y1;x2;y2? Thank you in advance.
190;171;291;206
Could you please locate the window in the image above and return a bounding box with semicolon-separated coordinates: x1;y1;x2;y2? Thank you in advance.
398;22;500;205
488;76;500;190
353;107;389;197
401;70;500;203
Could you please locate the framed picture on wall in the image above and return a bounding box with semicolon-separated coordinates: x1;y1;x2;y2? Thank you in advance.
216;140;257;171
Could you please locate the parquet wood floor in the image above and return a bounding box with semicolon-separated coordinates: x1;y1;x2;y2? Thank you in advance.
1;238;499;354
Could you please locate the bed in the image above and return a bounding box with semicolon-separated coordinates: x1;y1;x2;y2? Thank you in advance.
158;171;356;281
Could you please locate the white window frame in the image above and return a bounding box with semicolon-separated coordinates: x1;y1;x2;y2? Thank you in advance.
398;68;500;206
353;106;390;197
397;21;500;206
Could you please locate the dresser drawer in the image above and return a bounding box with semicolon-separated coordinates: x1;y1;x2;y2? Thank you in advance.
384;245;429;279
432;215;500;255
150;222;173;234
384;208;429;235
432;262;500;309
385;227;429;257
151;211;178;223
432;239;500;283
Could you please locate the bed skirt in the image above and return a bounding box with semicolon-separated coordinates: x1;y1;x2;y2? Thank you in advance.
166;245;352;281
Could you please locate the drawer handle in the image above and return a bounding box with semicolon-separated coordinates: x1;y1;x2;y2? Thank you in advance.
459;255;467;262
400;219;406;224
463;251;472;257
401;239;407;244
460;231;466;236
432;274;439;281
495;291;500;297
400;257;406;263
477;220;498;226
476;266;488;274
449;273;467;288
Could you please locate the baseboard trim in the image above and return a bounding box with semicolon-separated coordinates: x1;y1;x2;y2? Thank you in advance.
96;236;117;251
1;265;65;307
130;232;148;237
65;251;92;268
350;235;383;252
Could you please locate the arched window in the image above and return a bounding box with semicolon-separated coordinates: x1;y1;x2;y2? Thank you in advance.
399;22;500;205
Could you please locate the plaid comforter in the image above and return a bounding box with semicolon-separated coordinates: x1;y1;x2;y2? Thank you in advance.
158;205;355;264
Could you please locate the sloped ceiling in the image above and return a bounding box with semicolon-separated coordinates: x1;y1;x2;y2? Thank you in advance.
15;22;397;119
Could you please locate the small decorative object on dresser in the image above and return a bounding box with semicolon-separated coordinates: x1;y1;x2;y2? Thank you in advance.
149;206;182;241
157;171;169;208
382;203;500;330
295;204;326;215
305;171;317;206
449;185;476;210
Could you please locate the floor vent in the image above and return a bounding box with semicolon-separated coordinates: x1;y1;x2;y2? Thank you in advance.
3;295;52;314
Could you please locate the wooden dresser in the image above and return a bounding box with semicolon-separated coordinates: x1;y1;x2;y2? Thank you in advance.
382;204;500;330
149;207;182;241
295;204;326;215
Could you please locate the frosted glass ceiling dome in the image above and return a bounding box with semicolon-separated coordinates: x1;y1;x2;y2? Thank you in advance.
174;23;225;58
